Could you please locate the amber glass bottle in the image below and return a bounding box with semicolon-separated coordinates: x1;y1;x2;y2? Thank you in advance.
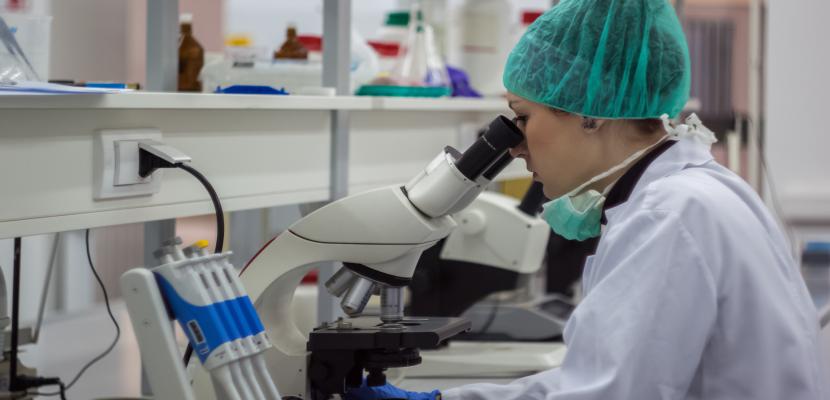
274;26;308;60
178;15;204;92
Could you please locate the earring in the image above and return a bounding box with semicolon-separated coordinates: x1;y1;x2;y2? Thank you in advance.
582;117;598;130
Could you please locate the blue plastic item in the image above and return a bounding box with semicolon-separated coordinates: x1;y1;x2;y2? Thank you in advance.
235;296;266;334
344;381;440;400
802;242;830;309
154;275;232;362
447;65;481;98
215;85;289;95
805;242;830;253
84;82;130;89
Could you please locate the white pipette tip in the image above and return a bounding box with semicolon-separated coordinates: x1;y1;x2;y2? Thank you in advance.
212;365;243;400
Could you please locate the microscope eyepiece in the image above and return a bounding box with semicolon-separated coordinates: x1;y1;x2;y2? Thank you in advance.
453;116;524;181
481;152;515;181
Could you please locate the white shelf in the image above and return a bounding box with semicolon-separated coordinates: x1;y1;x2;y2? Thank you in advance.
0;92;510;112
0;94;519;238
0;92;373;110
374;96;509;112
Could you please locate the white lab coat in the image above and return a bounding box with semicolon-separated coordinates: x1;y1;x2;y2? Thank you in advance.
442;136;830;400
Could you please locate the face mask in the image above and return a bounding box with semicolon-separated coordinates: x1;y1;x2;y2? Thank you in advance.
541;113;716;241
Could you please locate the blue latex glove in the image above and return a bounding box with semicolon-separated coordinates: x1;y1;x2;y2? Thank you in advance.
343;381;441;400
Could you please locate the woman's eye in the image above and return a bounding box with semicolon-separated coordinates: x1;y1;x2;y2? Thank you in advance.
512;116;528;127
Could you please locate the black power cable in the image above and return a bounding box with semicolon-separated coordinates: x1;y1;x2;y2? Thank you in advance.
10;237;22;392
177;163;224;254
175;164;224;367
10;238;67;400
137;149;226;367
35;229;120;398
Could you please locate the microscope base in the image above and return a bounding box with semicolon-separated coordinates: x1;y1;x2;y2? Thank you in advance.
307;316;470;400
407;341;567;379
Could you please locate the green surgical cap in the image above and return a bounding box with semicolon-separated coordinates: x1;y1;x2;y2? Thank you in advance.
503;0;690;119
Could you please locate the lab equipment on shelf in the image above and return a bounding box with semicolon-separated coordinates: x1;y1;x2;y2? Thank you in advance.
359;1;450;98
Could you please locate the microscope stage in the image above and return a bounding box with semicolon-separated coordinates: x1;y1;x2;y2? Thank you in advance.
308;317;471;351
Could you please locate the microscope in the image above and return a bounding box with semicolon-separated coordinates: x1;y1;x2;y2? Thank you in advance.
191;116;524;400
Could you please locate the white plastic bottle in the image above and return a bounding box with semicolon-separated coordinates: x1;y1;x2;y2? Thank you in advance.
374;10;410;48
456;0;513;97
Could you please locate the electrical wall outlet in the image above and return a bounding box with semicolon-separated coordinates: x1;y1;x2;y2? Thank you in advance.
94;129;164;199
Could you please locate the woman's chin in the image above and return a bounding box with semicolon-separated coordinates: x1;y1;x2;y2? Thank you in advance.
541;183;567;200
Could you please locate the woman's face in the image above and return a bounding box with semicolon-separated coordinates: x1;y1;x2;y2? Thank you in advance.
507;92;602;199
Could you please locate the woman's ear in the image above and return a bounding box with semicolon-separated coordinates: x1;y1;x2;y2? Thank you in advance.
581;117;607;133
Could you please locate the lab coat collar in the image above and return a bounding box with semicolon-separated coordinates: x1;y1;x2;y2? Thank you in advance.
603;136;714;222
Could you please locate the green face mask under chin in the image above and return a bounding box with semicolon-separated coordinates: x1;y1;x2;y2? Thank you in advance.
542;189;605;241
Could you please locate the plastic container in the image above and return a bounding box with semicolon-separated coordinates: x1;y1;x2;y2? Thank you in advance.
802;242;830;308
0;13;51;80
202;30;378;95
456;0;513;96
368;40;400;77
200;59;321;94
374;11;410;47
297;34;322;62
349;29;381;92
224;34;269;65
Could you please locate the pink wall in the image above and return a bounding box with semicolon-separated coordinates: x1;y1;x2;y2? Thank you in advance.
180;0;224;51
50;0;223;86
685;4;750;115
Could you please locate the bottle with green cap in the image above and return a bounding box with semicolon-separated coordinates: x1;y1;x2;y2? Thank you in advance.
374;11;410;49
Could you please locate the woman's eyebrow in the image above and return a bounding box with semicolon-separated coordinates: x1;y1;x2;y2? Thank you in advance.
508;100;521;110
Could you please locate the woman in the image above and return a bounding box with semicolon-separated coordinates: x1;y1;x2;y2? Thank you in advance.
348;0;828;398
